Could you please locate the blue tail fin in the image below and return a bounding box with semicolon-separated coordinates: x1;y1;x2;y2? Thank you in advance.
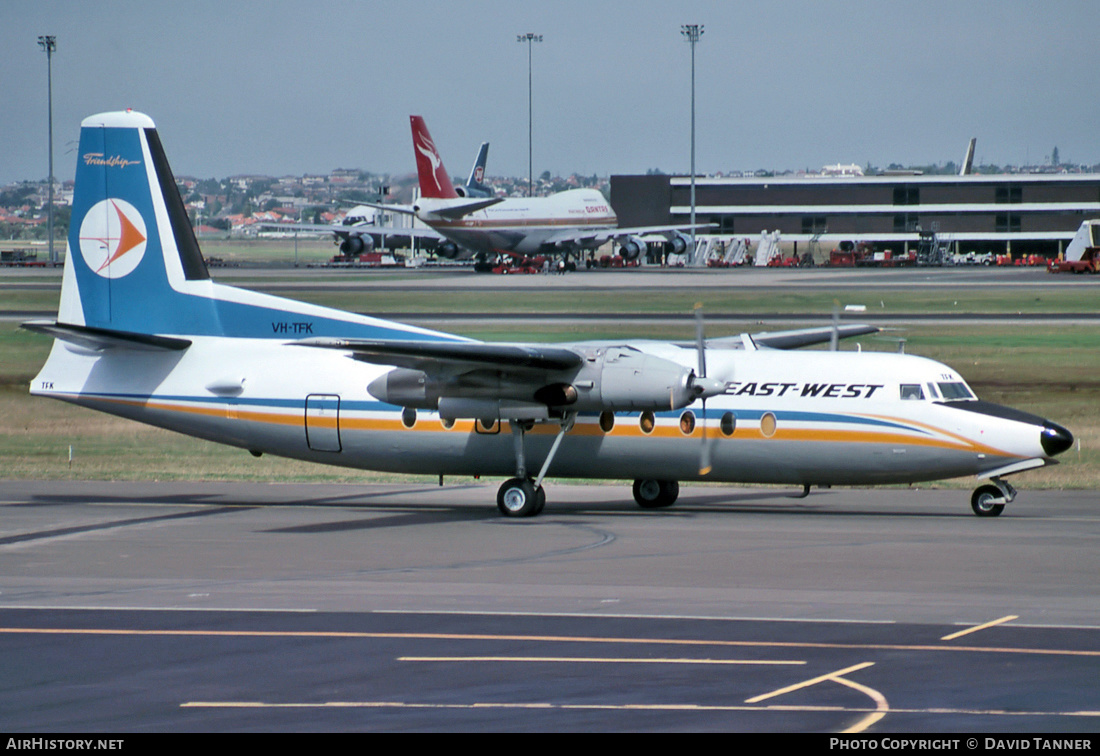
54;110;457;344
61;110;221;336
462;142;491;197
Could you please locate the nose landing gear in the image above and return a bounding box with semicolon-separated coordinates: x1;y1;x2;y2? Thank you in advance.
971;478;1016;517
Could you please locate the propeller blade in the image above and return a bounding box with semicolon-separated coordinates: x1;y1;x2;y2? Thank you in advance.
694;304;713;475
694;302;707;378
699;400;712;476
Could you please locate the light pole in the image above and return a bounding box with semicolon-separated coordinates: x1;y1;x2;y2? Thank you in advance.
680;24;703;256
38;35;57;264
517;33;542;198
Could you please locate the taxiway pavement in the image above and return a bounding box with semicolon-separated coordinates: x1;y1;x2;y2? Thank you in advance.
2;480;1098;732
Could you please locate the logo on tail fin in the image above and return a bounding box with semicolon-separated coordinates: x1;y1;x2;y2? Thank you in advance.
79;198;148;279
410;116;457;199
416;138;445;193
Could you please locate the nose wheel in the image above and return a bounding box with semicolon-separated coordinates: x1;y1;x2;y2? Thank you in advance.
971;482;1013;517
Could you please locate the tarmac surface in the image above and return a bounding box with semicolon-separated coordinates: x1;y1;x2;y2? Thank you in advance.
2;480;1098;732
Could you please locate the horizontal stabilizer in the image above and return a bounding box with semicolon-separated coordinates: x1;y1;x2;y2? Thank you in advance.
293;337;584;372
22;321;192;351
426;197;503;220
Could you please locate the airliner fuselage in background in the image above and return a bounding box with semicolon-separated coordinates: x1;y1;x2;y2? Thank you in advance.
384;116;698;262
25;111;1074;518
416;186;619;257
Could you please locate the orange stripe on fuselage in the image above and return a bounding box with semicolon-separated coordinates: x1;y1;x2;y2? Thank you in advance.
63;395;1019;459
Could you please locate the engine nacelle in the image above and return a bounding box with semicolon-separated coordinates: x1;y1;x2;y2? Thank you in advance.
667;230;690;256
436;241;460;259
619;236;646;261
368;368;435;408
367;347;701;419
339;235;371;255
574;347;697;410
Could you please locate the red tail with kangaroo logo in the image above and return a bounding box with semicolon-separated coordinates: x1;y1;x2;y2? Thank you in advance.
410;115;458;200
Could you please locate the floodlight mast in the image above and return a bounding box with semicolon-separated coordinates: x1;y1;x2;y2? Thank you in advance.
681;24;703;257
517;33;542;198
38;35;57;264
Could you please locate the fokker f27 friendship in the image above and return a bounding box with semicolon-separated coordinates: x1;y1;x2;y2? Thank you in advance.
27;111;1074;517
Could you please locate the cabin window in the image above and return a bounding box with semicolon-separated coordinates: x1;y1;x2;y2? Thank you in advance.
599;411;615;433
937;382;975;400
401;407;417;428
900;384;925;400
760;412;777;438
639;411;655;434
720;412;736;437
679;411;696;435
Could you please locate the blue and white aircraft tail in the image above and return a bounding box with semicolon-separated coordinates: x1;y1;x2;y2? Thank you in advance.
456;141;492;198
35;110;447;345
27;111;1074;518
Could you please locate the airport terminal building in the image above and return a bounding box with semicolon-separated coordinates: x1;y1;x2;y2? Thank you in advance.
610;172;1100;261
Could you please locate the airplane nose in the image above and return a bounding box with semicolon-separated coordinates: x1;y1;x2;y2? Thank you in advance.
1041;422;1074;457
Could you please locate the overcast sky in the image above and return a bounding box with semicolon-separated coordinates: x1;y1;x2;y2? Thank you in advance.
4;0;1099;185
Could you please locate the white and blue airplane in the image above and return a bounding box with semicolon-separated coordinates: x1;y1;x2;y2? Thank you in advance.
26;111;1074;517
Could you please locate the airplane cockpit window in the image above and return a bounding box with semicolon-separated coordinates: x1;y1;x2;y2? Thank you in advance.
926;383;941;399
937;382;975;400
900;384;925;400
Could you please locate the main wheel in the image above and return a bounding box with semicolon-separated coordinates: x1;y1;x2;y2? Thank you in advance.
632;479;679;509
971;484;1006;517
497;477;542;517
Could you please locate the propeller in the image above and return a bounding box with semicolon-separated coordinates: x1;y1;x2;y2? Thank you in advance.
694;303;713;476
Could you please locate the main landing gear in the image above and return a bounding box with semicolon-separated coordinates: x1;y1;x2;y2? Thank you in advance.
496;416;572;517
632;479;680;509
497;477;546;517
496;417;688;517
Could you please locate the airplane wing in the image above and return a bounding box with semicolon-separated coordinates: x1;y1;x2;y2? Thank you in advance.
354;225;444;242
294;324;878;377
292;337;584;372
357;197;504;221
542;223;716;248
712;324;880;350
258;220;445;242
421;197;504;220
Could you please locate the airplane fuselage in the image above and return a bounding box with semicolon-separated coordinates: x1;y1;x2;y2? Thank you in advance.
31;336;1059;488
417;188;617;256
